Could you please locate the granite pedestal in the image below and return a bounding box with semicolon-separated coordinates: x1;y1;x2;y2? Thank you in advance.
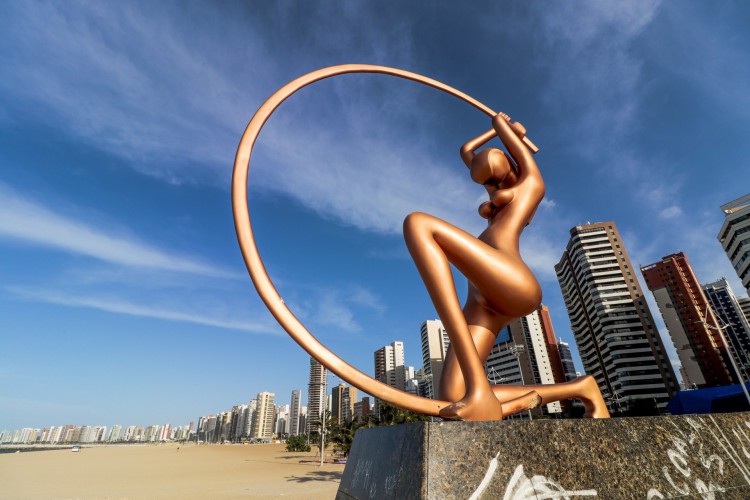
337;412;750;499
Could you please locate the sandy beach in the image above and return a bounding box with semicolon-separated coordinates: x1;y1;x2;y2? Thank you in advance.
0;443;344;499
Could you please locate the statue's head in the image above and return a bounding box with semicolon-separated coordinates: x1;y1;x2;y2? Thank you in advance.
470;148;514;187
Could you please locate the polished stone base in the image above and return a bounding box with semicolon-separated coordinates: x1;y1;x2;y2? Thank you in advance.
336;412;750;499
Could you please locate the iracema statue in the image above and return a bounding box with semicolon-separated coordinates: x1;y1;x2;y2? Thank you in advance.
232;64;610;421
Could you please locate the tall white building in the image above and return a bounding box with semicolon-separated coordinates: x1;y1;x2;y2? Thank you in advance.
107;425;122;442
511;310;562;414
289;389;302;436
718;193;750;295
420;320;450;398
275;404;290;435
243;399;256;438
307;358;327;434
251;391;275;441
483;309;562;415
555;221;678;412
231;404;249;441
374;341;406;390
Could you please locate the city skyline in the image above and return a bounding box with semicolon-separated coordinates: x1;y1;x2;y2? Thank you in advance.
3;2;750;430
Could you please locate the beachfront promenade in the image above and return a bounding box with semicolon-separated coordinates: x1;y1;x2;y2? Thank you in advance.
0;442;344;499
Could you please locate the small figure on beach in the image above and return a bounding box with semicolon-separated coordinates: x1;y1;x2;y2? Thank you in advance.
403;112;610;421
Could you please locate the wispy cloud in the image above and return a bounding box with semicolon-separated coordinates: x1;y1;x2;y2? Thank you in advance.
7;286;279;335
279;283;387;335
530;1;662;156
1;1;567;283
257;117;481;235
312;294;362;334
659;205;683;219
0;1;260;183
0;182;234;278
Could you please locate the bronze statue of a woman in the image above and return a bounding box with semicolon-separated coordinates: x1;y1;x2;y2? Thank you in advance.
404;112;609;420
233;64;609;421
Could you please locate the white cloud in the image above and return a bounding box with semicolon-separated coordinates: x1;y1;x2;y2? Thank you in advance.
659;205;683;219
312;294;362;334
540;198;557;210
348;286;387;314
7;286;279;335
0;182;234;278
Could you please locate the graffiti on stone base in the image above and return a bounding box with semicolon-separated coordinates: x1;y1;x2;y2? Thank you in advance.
469;452;597;500
647;416;728;499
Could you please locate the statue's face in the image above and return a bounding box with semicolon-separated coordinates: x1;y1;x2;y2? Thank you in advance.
471;148;517;190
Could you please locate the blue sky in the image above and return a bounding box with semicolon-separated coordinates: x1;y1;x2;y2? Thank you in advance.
2;1;749;431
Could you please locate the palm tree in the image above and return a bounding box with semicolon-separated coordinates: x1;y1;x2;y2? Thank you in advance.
307;410;336;466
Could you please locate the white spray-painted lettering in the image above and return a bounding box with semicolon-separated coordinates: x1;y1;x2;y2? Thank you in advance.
647;417;727;498
350;458;373;491
501;464;598;500
384;464;404;496
469;458;597;500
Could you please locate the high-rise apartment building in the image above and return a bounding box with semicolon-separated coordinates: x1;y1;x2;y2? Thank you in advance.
557;341;578;381
718;193;750;295
251;391;275;441
275;404;290;435
374;341;406;390
537;305;567;386
420;320;451;398
307;358;327;433
299;406;307;434
353;396;372;421
331;383;358;424
229;405;244;442
555;221;678;412
331;384;346;423
107;425;122;442
703;277;750;381
641;252;735;388
504;307;563;414
739;296;750;321
289;389;302;436
244;400;256;438
485;328;524;386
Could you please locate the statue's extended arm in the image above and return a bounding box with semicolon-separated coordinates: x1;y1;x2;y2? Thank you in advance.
460;128;497;168
492;113;542;188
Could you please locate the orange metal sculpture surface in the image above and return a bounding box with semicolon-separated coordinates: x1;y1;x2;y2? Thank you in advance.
232;64;609;420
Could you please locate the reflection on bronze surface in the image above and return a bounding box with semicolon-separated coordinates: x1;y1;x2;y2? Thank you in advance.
232;64;609;420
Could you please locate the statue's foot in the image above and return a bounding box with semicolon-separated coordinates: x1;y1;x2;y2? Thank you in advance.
499;391;541;417
439;390;503;421
576;375;611;419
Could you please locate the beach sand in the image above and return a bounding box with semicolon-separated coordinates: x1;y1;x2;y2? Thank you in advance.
0;443;344;499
